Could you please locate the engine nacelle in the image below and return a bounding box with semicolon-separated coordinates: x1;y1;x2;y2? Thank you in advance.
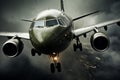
90;32;110;51
2;39;24;57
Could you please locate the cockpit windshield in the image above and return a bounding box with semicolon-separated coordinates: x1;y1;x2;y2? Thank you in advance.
46;19;58;26
34;19;59;28
34;18;66;28
34;20;44;28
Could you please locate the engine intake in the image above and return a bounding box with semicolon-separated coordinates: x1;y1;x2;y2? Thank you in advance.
90;32;109;51
2;39;24;57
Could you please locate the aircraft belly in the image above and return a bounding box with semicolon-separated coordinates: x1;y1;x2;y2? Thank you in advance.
30;26;72;54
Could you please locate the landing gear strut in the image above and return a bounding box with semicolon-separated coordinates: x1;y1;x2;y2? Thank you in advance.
31;48;41;56
50;53;61;73
73;37;83;51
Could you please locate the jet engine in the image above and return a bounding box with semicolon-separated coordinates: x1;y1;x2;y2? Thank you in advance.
2;38;24;57
90;32;109;51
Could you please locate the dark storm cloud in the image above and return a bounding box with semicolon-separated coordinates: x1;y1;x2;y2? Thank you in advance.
0;55;63;80
67;0;120;80
0;0;120;80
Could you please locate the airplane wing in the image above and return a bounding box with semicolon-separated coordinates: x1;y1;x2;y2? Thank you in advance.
72;19;120;37
0;32;30;40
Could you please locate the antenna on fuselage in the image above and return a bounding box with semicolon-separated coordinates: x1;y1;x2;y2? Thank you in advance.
60;0;65;12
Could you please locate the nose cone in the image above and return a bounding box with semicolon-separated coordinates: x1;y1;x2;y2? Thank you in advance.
32;26;65;44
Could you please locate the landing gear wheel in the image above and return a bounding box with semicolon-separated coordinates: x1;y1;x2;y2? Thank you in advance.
73;43;77;52
31;49;41;56
37;52;41;56
56;63;61;72
73;37;83;51
78;43;83;51
31;49;35;56
50;63;55;73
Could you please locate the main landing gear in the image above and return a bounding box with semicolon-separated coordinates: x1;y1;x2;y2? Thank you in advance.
50;53;61;73
73;37;83;51
31;48;41;56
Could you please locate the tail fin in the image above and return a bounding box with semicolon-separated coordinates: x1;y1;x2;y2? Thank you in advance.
60;0;65;12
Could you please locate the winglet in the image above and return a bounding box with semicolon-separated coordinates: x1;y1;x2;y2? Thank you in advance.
60;0;65;12
72;10;100;21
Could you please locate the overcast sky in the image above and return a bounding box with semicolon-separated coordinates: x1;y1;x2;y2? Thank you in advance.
0;0;120;80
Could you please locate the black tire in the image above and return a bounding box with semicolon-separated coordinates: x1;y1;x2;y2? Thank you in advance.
50;63;55;73
73;43;77;52
78;43;83;51
56;63;61;72
37;52;41;56
31;49;35;56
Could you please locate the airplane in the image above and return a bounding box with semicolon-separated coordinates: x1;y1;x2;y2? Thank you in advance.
0;0;120;73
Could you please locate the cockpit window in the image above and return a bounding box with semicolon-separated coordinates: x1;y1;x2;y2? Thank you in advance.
34;20;44;28
58;19;64;26
34;19;62;28
46;19;58;26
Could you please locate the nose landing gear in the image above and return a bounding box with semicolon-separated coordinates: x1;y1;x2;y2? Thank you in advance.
50;53;61;73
